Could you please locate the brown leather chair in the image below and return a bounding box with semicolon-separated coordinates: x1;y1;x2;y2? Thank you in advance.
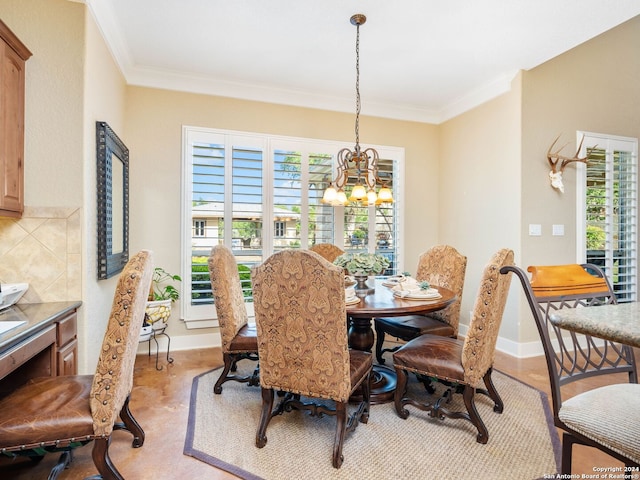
502;263;639;473
375;245;467;364
392;248;514;444
309;243;345;263
251;249;372;468
0;250;154;480
208;244;259;393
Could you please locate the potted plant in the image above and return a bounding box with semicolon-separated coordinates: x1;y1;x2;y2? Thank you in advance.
333;253;390;297
145;267;182;332
333;253;390;277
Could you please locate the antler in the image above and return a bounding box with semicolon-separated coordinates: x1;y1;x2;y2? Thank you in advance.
546;135;592;193
547;135;589;173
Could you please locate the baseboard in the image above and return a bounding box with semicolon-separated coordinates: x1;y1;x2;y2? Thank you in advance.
140;327;546;359
457;324;544;358
137;331;222;355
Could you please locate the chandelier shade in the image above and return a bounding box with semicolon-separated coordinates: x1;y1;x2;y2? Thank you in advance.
322;14;394;207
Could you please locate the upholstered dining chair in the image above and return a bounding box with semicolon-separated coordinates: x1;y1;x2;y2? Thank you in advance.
502;263;639;473
251;249;372;468
208;244;259;393
0;250;154;480
392;248;514;444
309;243;345;263
375;244;467;364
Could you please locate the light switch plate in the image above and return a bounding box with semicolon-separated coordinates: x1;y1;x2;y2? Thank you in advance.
529;224;542;236
552;224;565;236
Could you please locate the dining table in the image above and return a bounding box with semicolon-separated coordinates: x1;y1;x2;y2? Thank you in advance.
346;278;456;404
548;301;640;349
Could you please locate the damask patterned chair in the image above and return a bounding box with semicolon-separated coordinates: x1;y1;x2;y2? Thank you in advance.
502;263;639;473
392;248;514;444
208;244;259;393
251;249;372;468
375;244;467;364
0;250;154;480
309;243;345;263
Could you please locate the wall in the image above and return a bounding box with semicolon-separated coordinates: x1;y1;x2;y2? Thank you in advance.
0;0;127;373
81;2;128;372
517;15;640;351
124;86;439;346
438;73;522;351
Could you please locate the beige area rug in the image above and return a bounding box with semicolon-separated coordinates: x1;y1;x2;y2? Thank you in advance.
184;363;560;480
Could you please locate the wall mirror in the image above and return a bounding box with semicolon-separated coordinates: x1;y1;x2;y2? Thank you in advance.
97;121;129;279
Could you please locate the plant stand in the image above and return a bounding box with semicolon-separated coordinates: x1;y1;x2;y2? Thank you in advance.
143;324;173;371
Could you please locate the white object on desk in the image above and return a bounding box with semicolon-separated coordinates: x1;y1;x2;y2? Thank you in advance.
0;283;29;311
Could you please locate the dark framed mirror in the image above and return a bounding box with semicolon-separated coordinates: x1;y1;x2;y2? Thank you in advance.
96;121;129;279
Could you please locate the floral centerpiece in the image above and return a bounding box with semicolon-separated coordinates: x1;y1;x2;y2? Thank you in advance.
333;253;390;276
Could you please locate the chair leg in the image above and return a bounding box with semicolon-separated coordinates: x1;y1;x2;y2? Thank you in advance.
332;402;347;468
91;436;123;480
374;323;387;364
463;384;489;444
360;370;371;424
394;367;410;419
214;353;234;394
256;387;274;448
48;449;73;480
113;394;145;447
561;432;575;475
482;367;504;413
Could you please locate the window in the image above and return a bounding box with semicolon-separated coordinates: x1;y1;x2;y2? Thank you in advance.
577;132;638;302
274;221;285;238
193;219;206;237
182;126;404;324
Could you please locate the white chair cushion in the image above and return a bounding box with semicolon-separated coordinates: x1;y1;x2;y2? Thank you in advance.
559;383;640;464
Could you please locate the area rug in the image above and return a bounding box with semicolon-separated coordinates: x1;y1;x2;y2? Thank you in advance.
184;363;560;480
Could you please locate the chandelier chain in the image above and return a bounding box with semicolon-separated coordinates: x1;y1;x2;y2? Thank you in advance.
354;21;360;150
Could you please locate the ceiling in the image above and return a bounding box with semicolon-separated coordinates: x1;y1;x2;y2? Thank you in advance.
88;0;640;124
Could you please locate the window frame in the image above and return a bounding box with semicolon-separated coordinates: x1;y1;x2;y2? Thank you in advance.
576;130;638;301
181;126;405;326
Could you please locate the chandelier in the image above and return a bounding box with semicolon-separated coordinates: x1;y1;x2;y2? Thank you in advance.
322;14;394;207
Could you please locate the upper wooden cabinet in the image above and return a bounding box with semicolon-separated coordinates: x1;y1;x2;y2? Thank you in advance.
0;19;31;218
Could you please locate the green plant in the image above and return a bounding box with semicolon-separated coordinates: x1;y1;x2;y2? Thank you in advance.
333;253;390;275
149;267;182;302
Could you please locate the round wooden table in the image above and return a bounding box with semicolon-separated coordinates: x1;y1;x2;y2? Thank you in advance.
346;279;456;403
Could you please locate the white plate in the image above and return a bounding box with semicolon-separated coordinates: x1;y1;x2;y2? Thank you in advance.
381;276;404;287
345;296;361;305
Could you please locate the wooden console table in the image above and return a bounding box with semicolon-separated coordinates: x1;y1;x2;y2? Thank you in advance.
0;301;82;398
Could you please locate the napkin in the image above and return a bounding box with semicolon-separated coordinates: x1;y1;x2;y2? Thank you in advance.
391;277;439;297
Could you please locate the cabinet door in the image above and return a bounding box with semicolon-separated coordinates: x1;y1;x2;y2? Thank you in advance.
57;338;78;376
0;40;26;216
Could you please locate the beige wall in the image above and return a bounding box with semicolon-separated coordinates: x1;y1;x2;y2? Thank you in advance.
438;74;522;347
0;0;128;373
81;3;128;371
516;15;640;348
125;87;439;341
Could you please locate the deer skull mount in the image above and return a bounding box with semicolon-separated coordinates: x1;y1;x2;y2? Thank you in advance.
546;135;590;193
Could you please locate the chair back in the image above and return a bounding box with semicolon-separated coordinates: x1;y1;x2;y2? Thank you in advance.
252;249;352;402
309;243;345;263
502;263;637;417
91;250;154;437
461;248;514;385
415;245;467;335
208;244;250;352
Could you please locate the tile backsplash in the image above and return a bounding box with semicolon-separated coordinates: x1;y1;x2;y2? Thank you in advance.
0;206;82;303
